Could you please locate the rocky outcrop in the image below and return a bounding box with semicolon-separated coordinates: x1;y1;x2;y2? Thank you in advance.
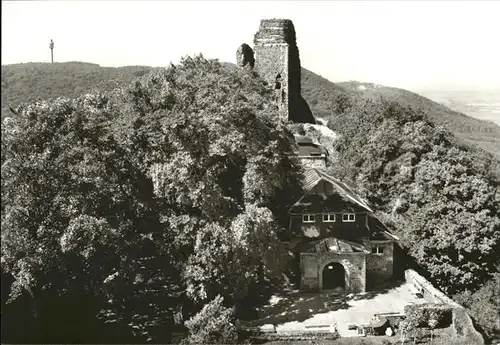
236;44;255;69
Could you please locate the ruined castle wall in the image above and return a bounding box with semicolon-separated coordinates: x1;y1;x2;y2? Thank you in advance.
253;44;290;120
252;19;310;122
236;43;255;68
237;19;315;123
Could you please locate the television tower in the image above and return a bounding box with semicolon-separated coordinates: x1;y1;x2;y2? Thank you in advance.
49;39;54;63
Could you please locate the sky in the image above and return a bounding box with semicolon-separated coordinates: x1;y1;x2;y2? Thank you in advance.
2;0;500;92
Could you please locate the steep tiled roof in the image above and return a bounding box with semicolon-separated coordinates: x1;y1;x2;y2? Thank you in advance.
302;169;321;190
290;169;398;242
295;135;313;144
298;145;323;157
299;168;373;213
368;216;400;241
294;135;328;157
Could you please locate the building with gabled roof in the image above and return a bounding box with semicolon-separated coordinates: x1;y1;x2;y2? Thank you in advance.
239;18;398;294
294;135;329;169
287;164;398;293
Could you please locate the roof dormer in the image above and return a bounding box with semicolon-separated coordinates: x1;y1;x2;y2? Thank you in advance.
294;135;328;169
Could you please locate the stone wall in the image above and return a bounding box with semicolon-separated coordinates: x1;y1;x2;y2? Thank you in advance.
405;269;460;306
300;252;366;293
301;253;320;290
405;269;484;344
236;43;255;68
365;240;394;289
253;44;290;120
251;19;314;124
299;157;326;169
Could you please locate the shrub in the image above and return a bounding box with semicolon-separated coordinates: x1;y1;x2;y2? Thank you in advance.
454;273;500;341
183;295;237;344
404;303;453;328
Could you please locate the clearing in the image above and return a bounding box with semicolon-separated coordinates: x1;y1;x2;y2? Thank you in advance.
242;282;428;337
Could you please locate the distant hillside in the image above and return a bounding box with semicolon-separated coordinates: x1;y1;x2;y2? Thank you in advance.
416;89;500;125
300;69;500;158
2;61;500;157
1;62;160;119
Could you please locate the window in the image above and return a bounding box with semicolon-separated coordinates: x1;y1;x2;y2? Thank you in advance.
302;214;316;223
275;74;282;89
342;213;355;222
322;213;336;222
372;246;384;254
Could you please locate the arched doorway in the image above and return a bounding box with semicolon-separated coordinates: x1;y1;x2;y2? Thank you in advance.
322;262;346;290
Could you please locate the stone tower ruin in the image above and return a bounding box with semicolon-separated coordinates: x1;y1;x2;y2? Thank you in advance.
238;19;315;124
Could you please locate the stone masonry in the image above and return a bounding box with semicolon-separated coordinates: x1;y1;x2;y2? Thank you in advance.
237;19;315;124
236;43;255;69
253;19;301;121
301;252;366;293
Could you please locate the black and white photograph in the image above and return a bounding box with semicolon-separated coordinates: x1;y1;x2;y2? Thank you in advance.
1;1;499;344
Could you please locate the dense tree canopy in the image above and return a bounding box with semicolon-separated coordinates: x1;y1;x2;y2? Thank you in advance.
454;271;500;341
326;98;500;296
2;55;499;344
1;55;303;343
322;98;500;341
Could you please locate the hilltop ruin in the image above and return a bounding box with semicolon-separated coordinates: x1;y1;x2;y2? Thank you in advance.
237;19;315;124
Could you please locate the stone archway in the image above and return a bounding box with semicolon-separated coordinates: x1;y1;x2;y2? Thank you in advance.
322;262;346;290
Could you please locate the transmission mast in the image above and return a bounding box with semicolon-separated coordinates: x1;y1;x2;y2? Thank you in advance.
49;39;54;63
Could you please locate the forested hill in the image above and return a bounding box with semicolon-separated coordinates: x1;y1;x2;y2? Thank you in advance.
2;59;499;343
1;62;162;119
2;61;499;157
300;69;500;158
300;68;500;341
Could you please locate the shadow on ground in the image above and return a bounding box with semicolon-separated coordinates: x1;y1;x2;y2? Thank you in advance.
244;280;406;327
245;291;373;326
